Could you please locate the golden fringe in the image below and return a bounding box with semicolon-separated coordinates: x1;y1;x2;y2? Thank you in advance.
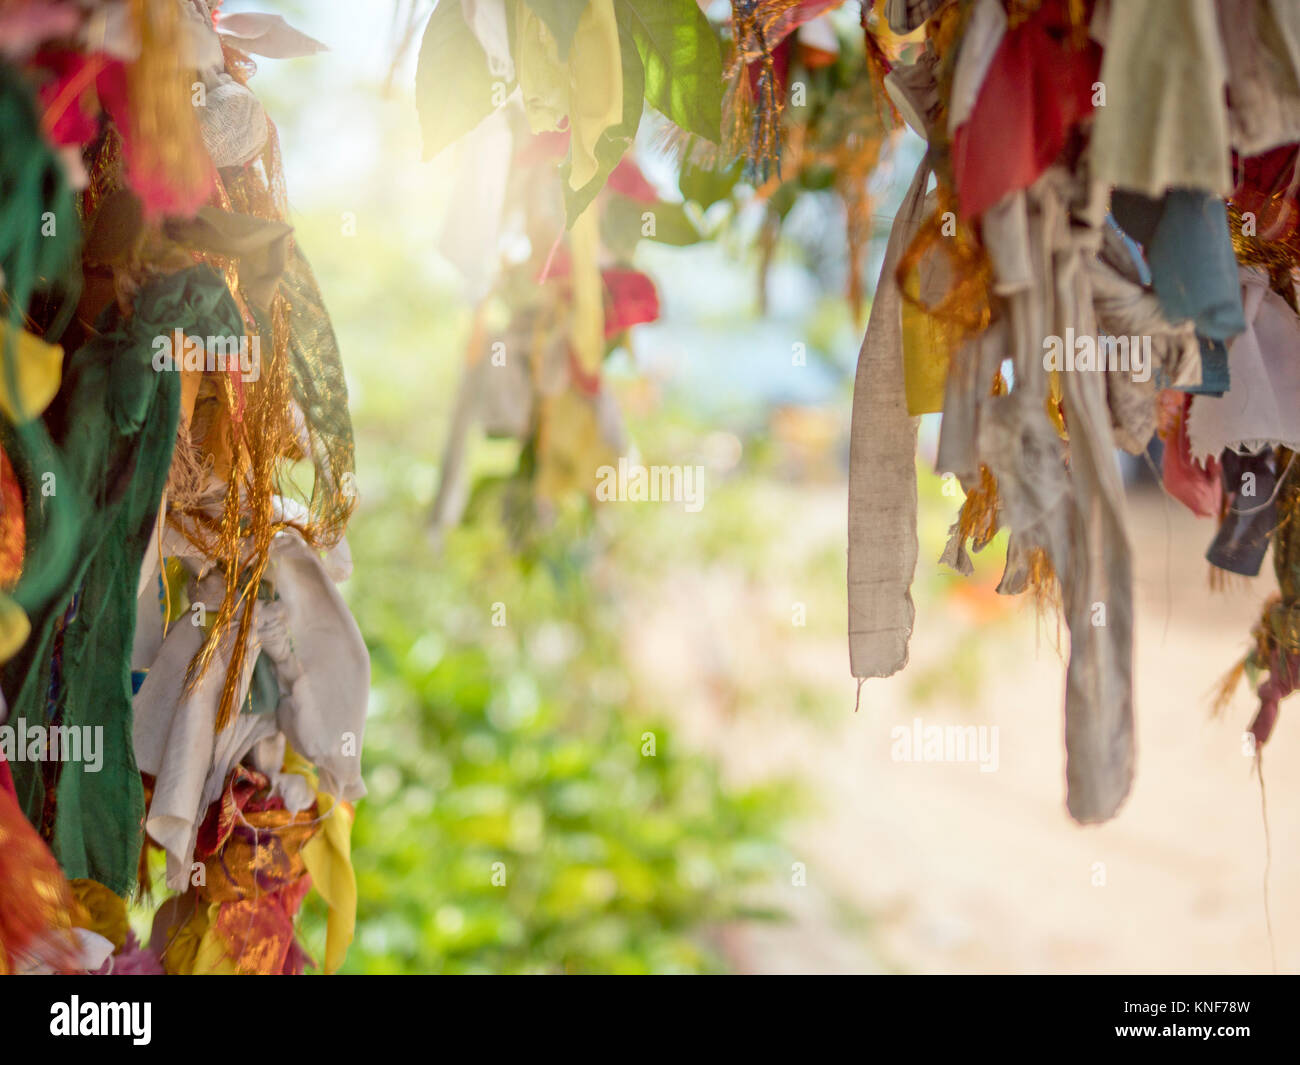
958;464;999;552
896;184;995;356
827;114;889;325
859;0;909;130
126;0;208;210
1213;594;1280;715
1211;657;1248;717
164;426;216;514
775;80;891;321
169;109;308;731
725;0;805;182
721;49;755;172
1025;545;1061;615
1023;545;1063;656
183;296;296;733
1228;202;1300;311
1208;565;1249;595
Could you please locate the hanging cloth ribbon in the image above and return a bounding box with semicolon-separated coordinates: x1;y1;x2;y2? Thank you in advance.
847;157;931;679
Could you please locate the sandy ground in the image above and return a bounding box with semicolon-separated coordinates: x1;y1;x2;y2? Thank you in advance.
626;484;1300;974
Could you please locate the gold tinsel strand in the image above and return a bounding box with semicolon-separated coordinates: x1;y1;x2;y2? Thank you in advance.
725;0;804;183
859;0;906;131
1024;545;1063;649
183;293;295;732
126;0;209;212
1212;594;1280;715
1228;201;1300;311
957;463;1000;552
896;184;995;353
170;106;311;729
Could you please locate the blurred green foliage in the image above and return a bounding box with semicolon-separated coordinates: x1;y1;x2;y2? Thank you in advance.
282;197;789;972
299;472;787;974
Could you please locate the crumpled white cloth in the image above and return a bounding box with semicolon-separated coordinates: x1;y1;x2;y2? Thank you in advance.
195;78;269;168
216;11;328;59
181;4;327;168
14;928;115;975
133;491;368;890
1189;267;1300;461
181;1;268;168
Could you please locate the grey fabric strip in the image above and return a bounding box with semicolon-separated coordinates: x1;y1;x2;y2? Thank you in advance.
978;172;1135;822
847;159;931;679
1052;205;1136;824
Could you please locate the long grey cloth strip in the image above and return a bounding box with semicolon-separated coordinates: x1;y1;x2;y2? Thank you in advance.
977;172;1135;823
847;159;931;678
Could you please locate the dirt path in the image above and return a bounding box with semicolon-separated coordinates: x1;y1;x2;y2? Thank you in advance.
626;485;1300;973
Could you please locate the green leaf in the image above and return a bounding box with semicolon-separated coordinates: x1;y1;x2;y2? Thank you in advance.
602;195;702;250
679;156;740;209
615;0;723;143
416;0;509;160
524;0;590;60
799;163;836;192
561;24;645;226
769;182;799;220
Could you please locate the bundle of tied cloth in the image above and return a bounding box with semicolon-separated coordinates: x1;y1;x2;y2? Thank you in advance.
850;0;1300;821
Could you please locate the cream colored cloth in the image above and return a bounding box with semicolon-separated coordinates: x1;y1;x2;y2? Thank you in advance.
1189;267;1300;461
847;159;930;679
848;46;944;679
883;47;941;141
1090;221;1201;392
1089;0;1231;196
15;928;115;975
935;319;1007;487
935;319;1008;578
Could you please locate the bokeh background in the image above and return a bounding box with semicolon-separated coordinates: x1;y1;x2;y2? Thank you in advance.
226;0;1300;973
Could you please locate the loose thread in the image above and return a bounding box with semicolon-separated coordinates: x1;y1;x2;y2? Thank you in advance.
1255;750;1279;974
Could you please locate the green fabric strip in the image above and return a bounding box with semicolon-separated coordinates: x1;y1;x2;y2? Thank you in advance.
4;264;243;895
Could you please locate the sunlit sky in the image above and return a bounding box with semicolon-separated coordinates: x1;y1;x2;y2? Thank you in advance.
219;0;924;415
